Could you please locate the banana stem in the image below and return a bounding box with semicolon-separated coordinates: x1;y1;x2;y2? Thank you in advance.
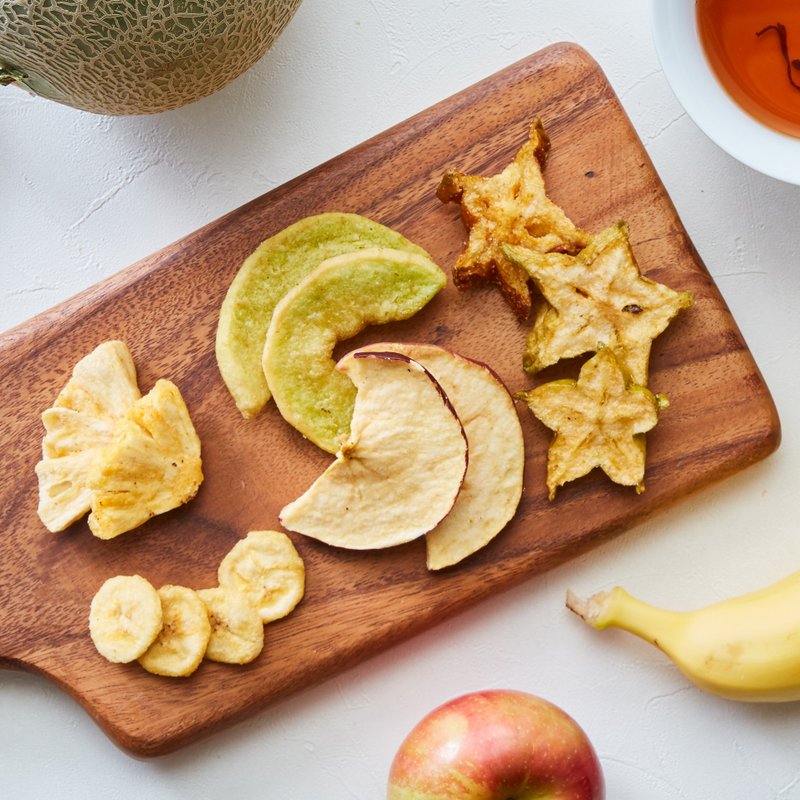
567;587;684;650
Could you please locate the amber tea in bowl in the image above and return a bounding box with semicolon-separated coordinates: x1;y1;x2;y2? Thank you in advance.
697;0;800;138
652;0;800;184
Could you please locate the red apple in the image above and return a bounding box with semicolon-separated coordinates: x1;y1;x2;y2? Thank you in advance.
387;690;604;800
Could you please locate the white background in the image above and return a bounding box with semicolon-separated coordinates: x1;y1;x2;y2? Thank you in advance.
3;1;800;797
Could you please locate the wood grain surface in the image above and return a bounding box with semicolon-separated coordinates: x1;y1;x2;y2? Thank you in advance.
0;43;780;757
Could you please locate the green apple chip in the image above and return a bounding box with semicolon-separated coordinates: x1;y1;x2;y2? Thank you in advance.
263;247;446;453
517;348;664;499
216;213;430;419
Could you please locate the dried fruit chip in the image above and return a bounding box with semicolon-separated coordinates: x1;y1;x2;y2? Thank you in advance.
216;213;430;419
505;222;694;385
87;379;203;539
263;247;446;454
357;342;524;570
138;585;211;678
35;341;141;532
89;574;163;664
437;118;590;319
279;350;468;550
217;530;305;623
196;587;264;665
517;348;664;499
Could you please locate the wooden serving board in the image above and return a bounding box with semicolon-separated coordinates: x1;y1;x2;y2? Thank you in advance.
0;43;780;757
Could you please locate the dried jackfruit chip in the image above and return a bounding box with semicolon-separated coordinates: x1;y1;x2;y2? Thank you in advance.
506;222;694;385
517;348;664;499
437;118;590;319
87;379;203;540
35;341;141;532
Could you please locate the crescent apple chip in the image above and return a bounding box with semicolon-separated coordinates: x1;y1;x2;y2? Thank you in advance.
279;350;468;550
357;343;524;570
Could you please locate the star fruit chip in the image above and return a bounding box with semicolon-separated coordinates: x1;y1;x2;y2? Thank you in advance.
437;118;590;319
517;348;666;499
505;222;694;386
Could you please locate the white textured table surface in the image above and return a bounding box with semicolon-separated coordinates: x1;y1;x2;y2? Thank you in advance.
3;1;799;797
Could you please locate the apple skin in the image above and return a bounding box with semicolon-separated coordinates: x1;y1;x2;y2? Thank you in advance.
387;690;604;800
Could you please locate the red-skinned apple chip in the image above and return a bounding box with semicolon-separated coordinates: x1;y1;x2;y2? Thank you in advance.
279;350;468;550
358;343;524;569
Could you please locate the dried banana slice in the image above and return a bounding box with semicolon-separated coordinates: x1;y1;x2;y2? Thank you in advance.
89;575;163;664
217;530;305;623
88;379;203;539
196;587;264;665
35;340;140;532
138;585;211;678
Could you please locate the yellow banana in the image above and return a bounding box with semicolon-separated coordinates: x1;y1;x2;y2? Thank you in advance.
566;570;800;702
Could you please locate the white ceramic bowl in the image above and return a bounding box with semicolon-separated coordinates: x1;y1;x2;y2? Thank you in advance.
651;0;800;184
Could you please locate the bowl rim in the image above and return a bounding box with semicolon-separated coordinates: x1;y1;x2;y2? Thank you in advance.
651;0;800;185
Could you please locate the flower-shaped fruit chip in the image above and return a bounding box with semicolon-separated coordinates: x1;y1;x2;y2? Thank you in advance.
35;341;141;532
436;118;590;319
505;222;694;386
88;379;203;540
517;348;666;499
